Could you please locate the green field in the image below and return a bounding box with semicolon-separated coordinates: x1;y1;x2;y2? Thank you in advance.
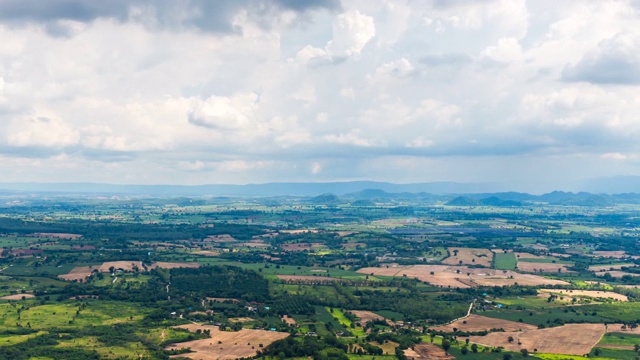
494;252;517;270
598;332;640;347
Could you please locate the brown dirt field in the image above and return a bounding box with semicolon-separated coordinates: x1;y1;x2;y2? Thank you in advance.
431;314;537;333
205;234;236;243
597;271;640;278
150;262;201;270
539;289;628;302
277;275;345;283
166;325;289;360
341;242;366;249
589;264;632;272
469;323;607;355
32;232;82;239
597;344;635;350
280;243;324;251
442;247;493;267
516;262;573;273
407;343;453;360
194;250;220;256
72;245;96;250
58;266;94;281
0;293;35;300
235;242;269;248
357;265;569;288
279;229;318;234
281;315;296;325
593;251;627;256
98;261;143;273
350;310;390;325
228;317;254;323
371;341;399;355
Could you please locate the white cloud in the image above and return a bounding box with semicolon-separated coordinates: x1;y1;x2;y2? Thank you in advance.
188;93;259;131
7;115;80;148
326;10;375;57
0;1;639;188
481;37;522;63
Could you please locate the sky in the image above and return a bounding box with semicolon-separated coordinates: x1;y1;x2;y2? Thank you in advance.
1;0;640;192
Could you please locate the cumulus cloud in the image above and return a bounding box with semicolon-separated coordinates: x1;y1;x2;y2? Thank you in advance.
0;0;340;33
326;10;375;57
562;34;640;85
7;115;80;148
1;1;640;187
188;93;259;130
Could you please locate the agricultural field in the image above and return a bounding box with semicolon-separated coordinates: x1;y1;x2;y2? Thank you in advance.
468;323;608;355
442;247;493;267
165;325;289;360
1;192;640;359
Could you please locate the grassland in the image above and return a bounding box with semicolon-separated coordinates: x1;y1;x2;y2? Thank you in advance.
494;252;517;270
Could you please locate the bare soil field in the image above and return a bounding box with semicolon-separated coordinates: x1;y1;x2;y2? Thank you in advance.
597;271;640;278
205;235;236;243
350;310;390;326
72;245;96;250
194;250;220;256
98;261;143;273
280;243;324;251
277;275;345;283
0;293;35;300
235;242;269;248
358;265;568;288
279;229;318;235
167;325;289;360
516;262;574;273
406;343;453;360
281;315;296;325
538;289;628;302
341;242;366;249
589;264;628;272
442;247;493;267
469;323;608;355
431;314;537;333
592;251;627;257
149;262;201;270
31;232;82;239
58;266;94;281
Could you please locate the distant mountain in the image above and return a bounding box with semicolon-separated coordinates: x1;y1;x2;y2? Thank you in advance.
310;193;341;205
0;181;502;197
351;199;376;206
480;196;522;207
446;196;481;206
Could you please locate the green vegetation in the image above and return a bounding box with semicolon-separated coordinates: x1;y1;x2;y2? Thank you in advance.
494;252;517;270
0;192;640;359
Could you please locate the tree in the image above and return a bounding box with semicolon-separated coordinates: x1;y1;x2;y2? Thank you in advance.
520;349;529;357
503;354;512;360
461;346;468;355
507;336;515;343
442;340;451;354
471;344;478;353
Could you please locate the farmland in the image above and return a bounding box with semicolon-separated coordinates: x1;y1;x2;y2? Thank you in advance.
0;191;639;359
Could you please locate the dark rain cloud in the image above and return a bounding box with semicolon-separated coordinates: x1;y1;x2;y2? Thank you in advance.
0;0;339;33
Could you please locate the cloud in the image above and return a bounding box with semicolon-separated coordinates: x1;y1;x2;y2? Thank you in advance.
0;0;340;33
7;115;80;148
562;34;640;85
326;10;375;57
188;93;259;130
